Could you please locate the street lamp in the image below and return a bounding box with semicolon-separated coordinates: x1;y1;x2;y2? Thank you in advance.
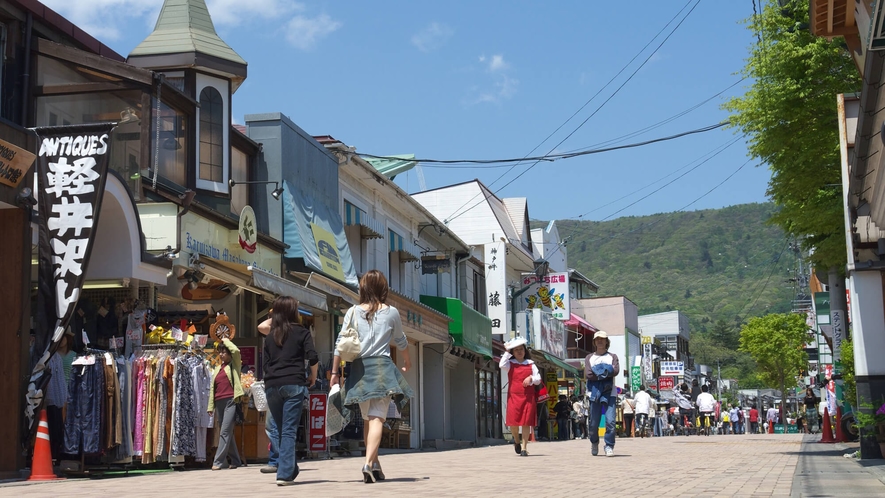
228;178;284;200
509;258;550;338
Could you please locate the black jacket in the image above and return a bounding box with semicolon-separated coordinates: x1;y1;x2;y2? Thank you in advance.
262;323;319;388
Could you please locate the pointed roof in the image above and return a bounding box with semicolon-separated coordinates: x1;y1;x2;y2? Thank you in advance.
128;0;246;88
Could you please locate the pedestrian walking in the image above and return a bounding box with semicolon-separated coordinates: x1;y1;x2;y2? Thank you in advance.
621;394;635;437
260;295;318;486
570;395;586;439
500;337;541;456
331;270;413;483
803;388;819;434
209;338;244;471
633;386;652;438
554;395;572;441
584;331;619;457
749;406;759;434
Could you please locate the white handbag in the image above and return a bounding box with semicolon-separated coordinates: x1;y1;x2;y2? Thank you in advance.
251;381;268;412
336;306;361;362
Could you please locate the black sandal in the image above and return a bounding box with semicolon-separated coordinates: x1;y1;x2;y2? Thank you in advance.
514;437;521;455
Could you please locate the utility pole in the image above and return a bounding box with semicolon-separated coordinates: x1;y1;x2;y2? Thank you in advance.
717;359;722;403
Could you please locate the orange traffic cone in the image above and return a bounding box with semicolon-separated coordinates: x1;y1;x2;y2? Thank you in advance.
819;407;835;443
834;406;846;442
768;420;774;434
29;409;61;481
528;427;536;442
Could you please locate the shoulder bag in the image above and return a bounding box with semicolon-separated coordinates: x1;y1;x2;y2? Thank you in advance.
336;306;362;362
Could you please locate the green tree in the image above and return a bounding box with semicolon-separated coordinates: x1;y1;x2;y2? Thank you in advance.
710;318;739;351
722;0;861;270
739;313;809;416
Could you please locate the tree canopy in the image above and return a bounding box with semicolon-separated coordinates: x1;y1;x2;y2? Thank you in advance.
739;313;809;409
722;0;861;270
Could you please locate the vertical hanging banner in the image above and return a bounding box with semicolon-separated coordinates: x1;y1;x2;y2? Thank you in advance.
26;123;115;432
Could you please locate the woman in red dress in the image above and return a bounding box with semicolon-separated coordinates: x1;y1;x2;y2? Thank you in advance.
499;337;541;456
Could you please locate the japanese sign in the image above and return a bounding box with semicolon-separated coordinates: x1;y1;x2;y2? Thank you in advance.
0;137;36;188
831;309;844;365
308;393;328;452
642;342;653;382
521;272;570;320
660;361;685;377
657;376;675;391
28;123;115;431
631;366;641;392
484;241;507;335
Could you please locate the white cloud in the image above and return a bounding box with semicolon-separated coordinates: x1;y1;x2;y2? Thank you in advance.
207;0;301;27
411;22;453;52
488;54;507;72
469;54;517;105
285;14;342;50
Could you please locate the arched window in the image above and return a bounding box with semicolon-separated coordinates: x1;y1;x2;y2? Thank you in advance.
199;86;224;182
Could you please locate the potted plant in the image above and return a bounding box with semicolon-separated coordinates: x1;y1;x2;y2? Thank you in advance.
852;398;885;456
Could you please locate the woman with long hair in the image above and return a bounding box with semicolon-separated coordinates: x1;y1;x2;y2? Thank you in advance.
500;337;540;456
331;270;412;484
261;295;318;486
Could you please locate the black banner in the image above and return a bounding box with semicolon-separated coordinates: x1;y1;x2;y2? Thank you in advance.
26;123;115;431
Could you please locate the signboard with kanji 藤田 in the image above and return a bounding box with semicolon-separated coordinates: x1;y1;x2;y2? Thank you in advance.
308;393;328;452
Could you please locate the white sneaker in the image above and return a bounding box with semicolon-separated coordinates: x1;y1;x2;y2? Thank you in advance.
276;480;295;486
604;446;614;457
591;443;599;456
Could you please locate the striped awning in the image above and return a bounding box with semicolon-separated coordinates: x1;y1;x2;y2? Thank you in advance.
389;229;420;262
344;201;384;239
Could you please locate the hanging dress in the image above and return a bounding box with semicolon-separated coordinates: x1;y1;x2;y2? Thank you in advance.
506;361;538;426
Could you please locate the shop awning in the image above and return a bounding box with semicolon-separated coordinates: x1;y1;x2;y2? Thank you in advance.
542;351;581;376
197;257;328;311
419;295;493;357
564;313;596;331
249;266;328;311
389;229;421;262
344;202;385;239
290;270;359;306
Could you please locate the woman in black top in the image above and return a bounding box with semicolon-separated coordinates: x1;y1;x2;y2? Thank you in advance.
261;296;319;486
803;388;818;434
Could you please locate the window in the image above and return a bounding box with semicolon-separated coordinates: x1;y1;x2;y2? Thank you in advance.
472;270;486;314
199;87;224;183
151;97;188;186
230;147;248;215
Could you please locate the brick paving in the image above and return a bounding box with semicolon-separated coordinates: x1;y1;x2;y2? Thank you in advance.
1;433;883;497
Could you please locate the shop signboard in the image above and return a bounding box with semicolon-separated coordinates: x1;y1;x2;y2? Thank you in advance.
521;272;570;320
484;242;507;336
181;212;281;276
308;393;328;452
631;366;641;392
660;361;684;377
0;137;36;188
658;376;675;391
642;342;653;382
240;346;257;373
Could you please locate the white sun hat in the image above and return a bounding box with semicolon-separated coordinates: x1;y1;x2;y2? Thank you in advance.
504;337;528;350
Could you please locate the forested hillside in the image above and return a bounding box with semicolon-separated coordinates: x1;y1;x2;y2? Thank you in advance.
541;203;797;334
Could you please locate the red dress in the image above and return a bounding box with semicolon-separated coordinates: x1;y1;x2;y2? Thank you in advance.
506;361;538;426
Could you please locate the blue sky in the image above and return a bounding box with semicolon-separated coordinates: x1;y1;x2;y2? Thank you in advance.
44;0;767;223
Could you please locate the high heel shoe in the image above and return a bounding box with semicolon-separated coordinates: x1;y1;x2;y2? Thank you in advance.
361;464;376;484
372;462;385;481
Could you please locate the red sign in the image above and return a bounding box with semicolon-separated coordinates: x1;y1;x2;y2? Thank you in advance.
657;376;675;390
308;393;327;452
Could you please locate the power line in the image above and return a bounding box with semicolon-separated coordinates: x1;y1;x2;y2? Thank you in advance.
389;122;726;168
440;0;703;225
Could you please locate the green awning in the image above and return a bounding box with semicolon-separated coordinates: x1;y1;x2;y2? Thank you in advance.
419;295;492;357
542;352;580;377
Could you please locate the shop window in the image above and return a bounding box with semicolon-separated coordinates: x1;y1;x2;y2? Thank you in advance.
151;97;188;186
199;86;224;183
472;270;486;314
35;90;146;198
195;74;229;194
230;146;248;215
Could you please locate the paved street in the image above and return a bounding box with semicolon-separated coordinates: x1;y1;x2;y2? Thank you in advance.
2;434;884;497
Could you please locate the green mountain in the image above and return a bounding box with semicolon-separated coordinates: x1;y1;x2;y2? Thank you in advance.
543;202;797;334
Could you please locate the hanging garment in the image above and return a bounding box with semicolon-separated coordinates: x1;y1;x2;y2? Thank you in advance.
64;362;105;455
171;356;197;457
155;358;169;458
133;358;146;456
192;358;212;461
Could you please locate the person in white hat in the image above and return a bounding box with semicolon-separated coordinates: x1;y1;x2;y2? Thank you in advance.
499;337;541;456
584;330;620;457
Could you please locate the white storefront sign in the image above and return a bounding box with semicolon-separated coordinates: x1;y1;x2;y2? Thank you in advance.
485;241;507;336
